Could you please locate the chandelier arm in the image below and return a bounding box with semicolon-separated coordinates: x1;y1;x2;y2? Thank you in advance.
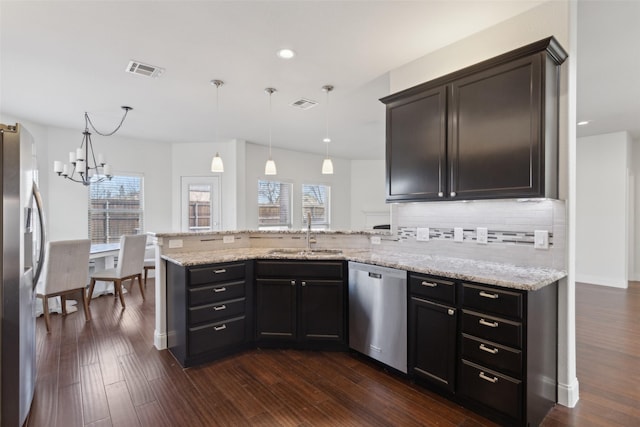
85;106;132;136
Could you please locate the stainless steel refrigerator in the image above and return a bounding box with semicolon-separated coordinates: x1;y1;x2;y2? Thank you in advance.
1;123;45;426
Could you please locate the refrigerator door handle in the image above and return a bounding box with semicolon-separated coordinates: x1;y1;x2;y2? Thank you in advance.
32;182;46;288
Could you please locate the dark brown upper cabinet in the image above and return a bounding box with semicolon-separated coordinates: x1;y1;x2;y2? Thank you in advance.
381;37;567;202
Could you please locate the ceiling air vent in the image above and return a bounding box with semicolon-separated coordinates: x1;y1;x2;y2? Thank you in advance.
290;98;318;110
126;60;165;78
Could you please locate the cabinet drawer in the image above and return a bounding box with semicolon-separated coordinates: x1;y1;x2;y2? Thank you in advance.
462;310;522;349
256;261;344;279
409;274;455;304
189;263;245;286
461;333;522;378
188;316;245;356
188;280;245;306
459;359;522;421
188;297;245;326
462;283;523;319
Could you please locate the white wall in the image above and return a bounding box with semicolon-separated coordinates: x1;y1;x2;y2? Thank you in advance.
170;139;244;232
576;132;630;287
0;113;174;240
350;160;388;229
386;0;577;407
45;127;173;240
244;143;351;230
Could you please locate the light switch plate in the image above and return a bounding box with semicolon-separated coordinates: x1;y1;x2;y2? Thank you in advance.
416;227;430;241
534;230;549;249
168;239;183;249
370;236;381;245
476;227;488;244
454;227;464;242
223;235;235;244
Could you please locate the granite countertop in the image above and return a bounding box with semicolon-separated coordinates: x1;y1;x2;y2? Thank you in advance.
161;248;566;291
149;229;389;238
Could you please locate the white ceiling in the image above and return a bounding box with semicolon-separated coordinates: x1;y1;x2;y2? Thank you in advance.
1;1;636;161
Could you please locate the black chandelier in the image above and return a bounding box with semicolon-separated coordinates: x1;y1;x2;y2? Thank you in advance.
53;106;132;186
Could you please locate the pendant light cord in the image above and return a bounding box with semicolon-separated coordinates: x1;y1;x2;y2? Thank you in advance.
268;90;273;158
85;106;132;136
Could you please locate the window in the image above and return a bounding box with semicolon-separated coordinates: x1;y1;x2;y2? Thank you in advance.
258;180;292;229
180;176;221;232
88;174;144;244
302;184;330;229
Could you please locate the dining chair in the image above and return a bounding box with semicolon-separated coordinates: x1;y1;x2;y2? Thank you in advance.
88;234;147;308
35;239;92;333
143;259;155;287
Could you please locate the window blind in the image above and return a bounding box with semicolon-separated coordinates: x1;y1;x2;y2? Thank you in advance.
258;180;292;229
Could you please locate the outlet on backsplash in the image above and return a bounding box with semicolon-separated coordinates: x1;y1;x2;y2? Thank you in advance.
476;227;488;244
416;228;430;241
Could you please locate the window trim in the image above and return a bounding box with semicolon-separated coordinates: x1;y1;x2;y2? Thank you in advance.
258;179;293;230
88;172;145;244
302;183;331;230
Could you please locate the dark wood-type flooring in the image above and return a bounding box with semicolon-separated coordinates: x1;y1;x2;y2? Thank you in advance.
25;280;639;426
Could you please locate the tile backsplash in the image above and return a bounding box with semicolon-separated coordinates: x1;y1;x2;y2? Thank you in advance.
380;199;566;270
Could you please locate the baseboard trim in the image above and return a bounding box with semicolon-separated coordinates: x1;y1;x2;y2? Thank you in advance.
557;378;580;407
575;274;627;288
154;331;167;350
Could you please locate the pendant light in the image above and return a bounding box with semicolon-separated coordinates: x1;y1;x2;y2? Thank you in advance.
210;79;224;173
264;87;277;175
321;84;334;174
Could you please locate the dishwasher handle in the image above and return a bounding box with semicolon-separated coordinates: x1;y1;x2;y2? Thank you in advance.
368;272;382;279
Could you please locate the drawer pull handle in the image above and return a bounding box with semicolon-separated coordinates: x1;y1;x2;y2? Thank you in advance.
421;281;438;288
213;287;227;293
447;309;455;316
213;305;227;311
213;269;227;274
479;372;498;384
479;291;499;299
291;280;296;286
214;324;227;331
479;343;499;354
479;318;499;328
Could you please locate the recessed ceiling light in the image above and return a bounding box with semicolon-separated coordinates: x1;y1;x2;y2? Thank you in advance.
577;120;590;126
276;48;295;59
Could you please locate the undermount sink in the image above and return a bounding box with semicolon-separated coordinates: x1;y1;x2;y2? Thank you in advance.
268;248;343;256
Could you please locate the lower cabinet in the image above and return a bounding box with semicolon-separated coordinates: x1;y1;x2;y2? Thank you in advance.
408;273;558;426
255;260;347;350
166;261;254;367
408;273;457;393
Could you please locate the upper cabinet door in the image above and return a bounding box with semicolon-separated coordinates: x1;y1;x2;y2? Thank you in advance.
386;86;447;201
448;54;545;200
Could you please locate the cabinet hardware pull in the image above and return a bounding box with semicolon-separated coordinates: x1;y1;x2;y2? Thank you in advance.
213;305;227;311
301;281;306;286
479;343;499;354
479;372;498;383
214;324;227;331
450;191;457;197
213;287;226;293
213;269;227;274
479;318;499;328
438;192;444;198
421;281;438;288
479;291;499;299
291;280;296;286
447;309;455;316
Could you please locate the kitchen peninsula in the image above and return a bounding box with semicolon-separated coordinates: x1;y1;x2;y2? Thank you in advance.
151;227;566;427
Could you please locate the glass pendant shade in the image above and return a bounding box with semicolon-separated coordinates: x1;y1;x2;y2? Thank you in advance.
265;158;277;175
211;152;224;172
322;157;334;175
321;85;335;175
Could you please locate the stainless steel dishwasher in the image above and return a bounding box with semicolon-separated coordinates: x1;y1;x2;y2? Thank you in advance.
348;262;407;373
